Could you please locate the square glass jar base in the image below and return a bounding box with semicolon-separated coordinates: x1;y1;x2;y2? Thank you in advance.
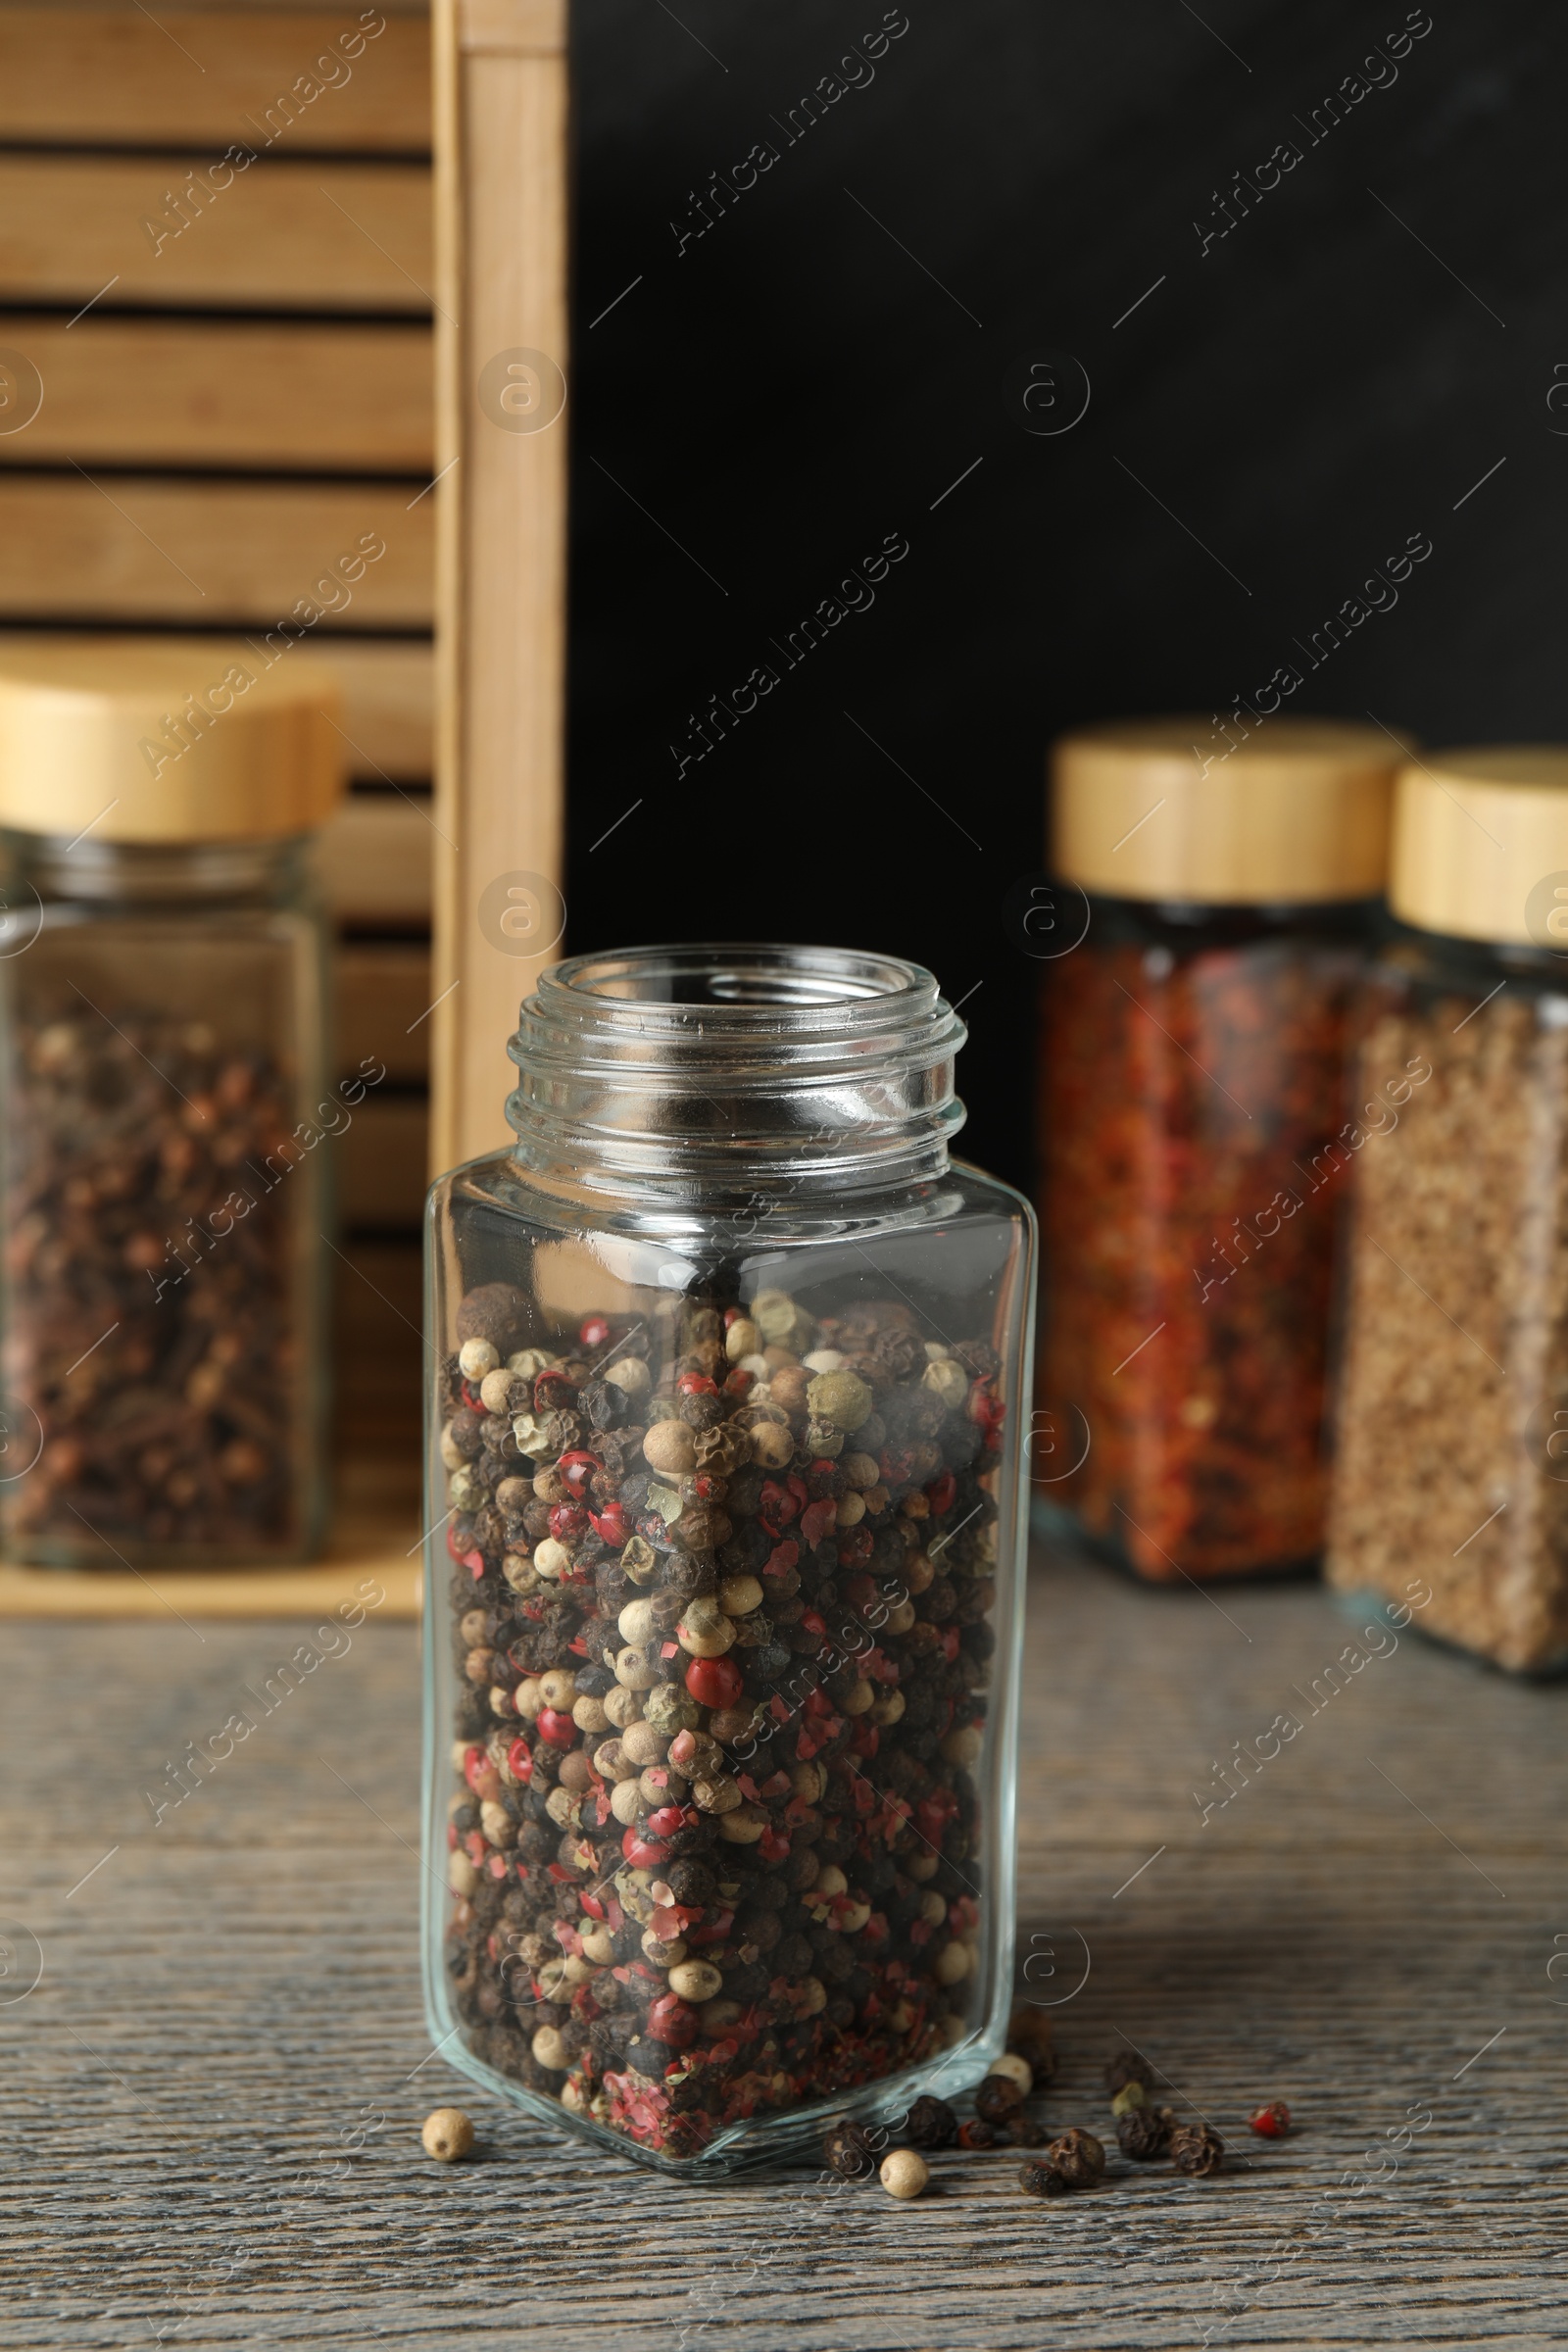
420;1968;1009;2176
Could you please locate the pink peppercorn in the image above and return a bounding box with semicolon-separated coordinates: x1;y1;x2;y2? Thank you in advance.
1248;2100;1292;2138
685;1653;743;1709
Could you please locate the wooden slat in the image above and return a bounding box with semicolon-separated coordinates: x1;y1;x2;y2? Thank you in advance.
336;1092;429;1227
0;477;432;623
334;1234;424;1450
429;0;568;1172
0;316;433;471
334;1231;422;1340
0;154;433;312
316;793;433;923
0;8;430;152
295;638;432;778
336;941;433;1078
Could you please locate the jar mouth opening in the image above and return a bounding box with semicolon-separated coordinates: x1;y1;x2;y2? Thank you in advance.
510;942;966;1196
539;943;934;1026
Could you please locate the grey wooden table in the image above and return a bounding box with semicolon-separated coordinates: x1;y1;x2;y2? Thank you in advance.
3;1544;1564;2351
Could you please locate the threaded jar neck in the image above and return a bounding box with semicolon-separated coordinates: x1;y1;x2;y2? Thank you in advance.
507;943;967;1200
7;830;307;906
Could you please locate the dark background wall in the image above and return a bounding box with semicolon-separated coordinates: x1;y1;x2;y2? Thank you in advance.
564;0;1564;1195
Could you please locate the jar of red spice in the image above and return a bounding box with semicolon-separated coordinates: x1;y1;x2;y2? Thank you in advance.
1036;717;1404;1581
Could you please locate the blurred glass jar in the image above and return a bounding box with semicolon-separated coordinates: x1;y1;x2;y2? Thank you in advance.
422;944;1034;2172
1036;716;1403;1580
0;640;344;1565
1329;748;1568;1672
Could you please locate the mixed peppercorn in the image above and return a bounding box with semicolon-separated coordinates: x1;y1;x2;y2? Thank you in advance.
1;1001;307;1559
813;2031;1288;2199
439;1282;1006;2161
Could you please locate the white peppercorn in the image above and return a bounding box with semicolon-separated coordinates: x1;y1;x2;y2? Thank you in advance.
880;2148;929;2199
420;2107;474;2161
667;1958;723;2002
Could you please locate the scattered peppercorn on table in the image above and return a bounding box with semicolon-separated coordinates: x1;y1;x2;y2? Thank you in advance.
3;1541;1560;2348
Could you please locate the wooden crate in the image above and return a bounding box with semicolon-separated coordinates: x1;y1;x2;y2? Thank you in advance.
0;0;449;1608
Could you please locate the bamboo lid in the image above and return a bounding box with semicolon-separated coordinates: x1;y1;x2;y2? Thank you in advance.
1052;715;1404;903
1390;747;1568;946
0;638;344;842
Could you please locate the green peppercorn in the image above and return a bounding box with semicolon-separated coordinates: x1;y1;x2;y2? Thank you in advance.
806;1369;873;1433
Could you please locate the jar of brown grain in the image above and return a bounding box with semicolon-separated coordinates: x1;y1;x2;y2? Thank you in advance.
1327;746;1568;1670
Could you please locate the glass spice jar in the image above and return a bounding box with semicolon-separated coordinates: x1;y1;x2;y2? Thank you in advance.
1036;717;1404;1581
422;944;1034;2173
1328;748;1568;1673
0;639;345;1566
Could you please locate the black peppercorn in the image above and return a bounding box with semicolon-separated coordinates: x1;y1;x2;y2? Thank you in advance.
579;1379;625;1430
1000;2114;1047;2148
1170;2122;1224;2178
1017;2158;1069;2198
662;1857;717;1908
902;2094;958;2150
449;1408;485;1458
1104;2049;1156;2095
974;2074;1025;2126
1007;2037;1055;2088
1116;2105;1174;2161
822;2122;877;2180
456;1283;528;1353
1045;2128;1105;2188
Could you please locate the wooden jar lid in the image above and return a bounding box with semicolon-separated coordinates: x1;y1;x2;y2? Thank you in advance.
1051;714;1405;904
0;637;343;841
1391;746;1568;945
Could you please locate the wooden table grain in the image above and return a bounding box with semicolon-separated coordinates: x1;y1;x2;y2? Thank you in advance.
3;1543;1564;2352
